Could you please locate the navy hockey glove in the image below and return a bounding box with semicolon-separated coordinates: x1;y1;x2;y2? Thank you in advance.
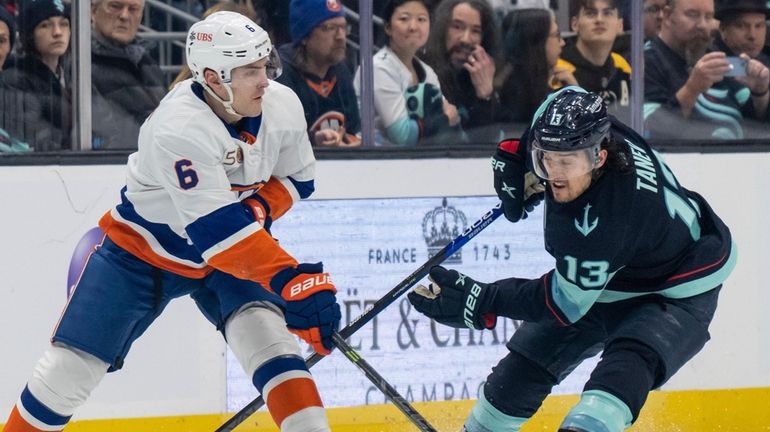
492;139;544;222
408;266;498;330
271;263;341;355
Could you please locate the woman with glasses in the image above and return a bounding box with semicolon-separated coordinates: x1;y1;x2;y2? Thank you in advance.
496;8;577;124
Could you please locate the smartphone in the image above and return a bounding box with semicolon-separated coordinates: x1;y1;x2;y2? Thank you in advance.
725;56;747;77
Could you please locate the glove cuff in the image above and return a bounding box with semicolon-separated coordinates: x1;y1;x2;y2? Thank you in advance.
498;138;521;154
481;312;497;330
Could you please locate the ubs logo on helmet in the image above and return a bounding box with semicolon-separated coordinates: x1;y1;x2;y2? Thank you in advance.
195;32;213;42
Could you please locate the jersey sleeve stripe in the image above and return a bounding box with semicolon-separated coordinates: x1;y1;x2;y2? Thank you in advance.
99;212;213;278
287;176;314;200
206;228;297;287
542;273;570;326
185;202;257;254
231;180;268;192
255;177;296;220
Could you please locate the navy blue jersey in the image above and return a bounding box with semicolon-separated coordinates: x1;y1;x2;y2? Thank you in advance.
495;120;735;326
276;44;361;143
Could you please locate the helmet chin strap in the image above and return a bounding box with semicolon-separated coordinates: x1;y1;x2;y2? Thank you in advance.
202;81;245;118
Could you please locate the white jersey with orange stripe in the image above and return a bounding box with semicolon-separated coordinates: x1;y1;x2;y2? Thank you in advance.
99;79;313;284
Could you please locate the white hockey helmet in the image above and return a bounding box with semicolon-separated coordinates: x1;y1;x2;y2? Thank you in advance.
186;11;279;85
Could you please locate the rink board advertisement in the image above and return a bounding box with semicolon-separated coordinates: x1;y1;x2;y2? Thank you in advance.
225;195;599;410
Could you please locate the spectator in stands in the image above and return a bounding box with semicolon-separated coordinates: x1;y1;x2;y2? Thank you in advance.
425;0;502;144
645;0;770;139
90;0;166;149
497;8;577;124
1;0;72;151
277;0;361;147
0;5;14;70
643;0;667;41
561;0;631;119
354;0;459;146
713;0;770;69
168;0;259;90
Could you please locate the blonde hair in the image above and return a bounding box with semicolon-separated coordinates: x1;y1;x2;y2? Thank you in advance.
168;1;261;90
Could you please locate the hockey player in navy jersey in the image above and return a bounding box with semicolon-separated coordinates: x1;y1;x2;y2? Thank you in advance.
3;12;339;432
409;87;736;432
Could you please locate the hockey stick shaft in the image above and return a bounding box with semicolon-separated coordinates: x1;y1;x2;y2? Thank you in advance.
331;332;438;431
216;202;503;432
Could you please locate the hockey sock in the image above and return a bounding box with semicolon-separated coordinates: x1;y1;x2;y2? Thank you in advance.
463;388;528;432
226;302;329;432
559;390;633;432
252;355;327;432
3;386;71;432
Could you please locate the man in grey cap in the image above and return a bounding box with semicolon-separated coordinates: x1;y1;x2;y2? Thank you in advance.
713;0;770;68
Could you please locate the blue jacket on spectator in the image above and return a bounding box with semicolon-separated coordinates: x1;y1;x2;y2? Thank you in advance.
275;43;360;146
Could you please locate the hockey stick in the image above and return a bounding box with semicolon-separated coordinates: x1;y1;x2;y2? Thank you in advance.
331;332;438;431
216;202;503;432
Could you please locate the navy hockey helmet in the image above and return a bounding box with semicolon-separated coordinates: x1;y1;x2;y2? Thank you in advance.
531;86;610;152
530;87;610;180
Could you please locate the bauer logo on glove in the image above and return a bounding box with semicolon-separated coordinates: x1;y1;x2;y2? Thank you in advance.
286;273;334;299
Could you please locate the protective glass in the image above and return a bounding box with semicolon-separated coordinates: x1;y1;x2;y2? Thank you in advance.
531;141;601;180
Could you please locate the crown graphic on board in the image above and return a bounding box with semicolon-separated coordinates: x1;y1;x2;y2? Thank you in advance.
422;198;467;264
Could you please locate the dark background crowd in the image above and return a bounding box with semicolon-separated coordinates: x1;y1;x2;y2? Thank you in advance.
1;0;769;153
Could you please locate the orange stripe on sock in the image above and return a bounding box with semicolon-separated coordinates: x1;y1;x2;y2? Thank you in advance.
3;405;51;432
265;377;323;426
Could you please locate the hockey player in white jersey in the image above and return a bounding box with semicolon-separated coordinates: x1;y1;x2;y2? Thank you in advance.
3;12;339;432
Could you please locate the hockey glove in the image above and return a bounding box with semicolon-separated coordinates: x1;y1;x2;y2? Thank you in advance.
408;266;498;330
271;263;341;355
492;139;544;222
406;82;450;138
243;195;273;232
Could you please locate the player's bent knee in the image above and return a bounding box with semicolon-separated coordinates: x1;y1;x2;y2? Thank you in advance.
463;387;528;432
559;390;632;432
29;343;109;416
225;301;301;377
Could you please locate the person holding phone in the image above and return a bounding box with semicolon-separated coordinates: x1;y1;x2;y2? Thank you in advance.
644;0;770;139
713;0;770;68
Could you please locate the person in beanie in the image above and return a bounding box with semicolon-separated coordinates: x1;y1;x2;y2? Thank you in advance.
1;0;72;151
0;5;15;70
276;0;361;147
713;0;770;70
89;0;166;150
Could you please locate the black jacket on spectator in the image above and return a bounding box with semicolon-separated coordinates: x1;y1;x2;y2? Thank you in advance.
644;36;760;140
712;31;770;74
0;54;71;151
91;33;166;150
437;68;502;145
560;41;632;122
